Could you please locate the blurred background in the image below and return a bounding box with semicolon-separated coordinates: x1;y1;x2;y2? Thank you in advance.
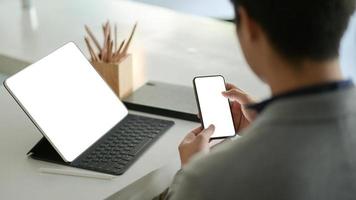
130;0;234;20
0;0;355;92
340;13;356;80
132;0;356;80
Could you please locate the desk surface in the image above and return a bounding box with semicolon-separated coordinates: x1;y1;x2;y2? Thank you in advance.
0;0;268;199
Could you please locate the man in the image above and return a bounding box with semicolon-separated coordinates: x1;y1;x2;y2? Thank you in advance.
159;0;356;199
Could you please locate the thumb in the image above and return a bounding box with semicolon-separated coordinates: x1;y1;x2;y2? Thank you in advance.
204;125;215;138
222;90;251;104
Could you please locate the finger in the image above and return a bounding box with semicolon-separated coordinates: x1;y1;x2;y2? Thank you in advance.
222;89;252;104
225;83;237;90
198;124;215;139
196;113;201;119
222;88;246;97
181;131;196;143
222;90;247;103
191;126;203;136
205;125;215;137
225;83;244;93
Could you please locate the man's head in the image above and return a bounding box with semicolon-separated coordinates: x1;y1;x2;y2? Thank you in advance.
231;0;355;83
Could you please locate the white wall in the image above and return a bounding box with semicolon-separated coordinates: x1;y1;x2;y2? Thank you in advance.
130;0;234;19
340;12;356;80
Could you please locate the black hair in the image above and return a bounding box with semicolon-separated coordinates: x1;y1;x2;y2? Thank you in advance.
231;0;355;63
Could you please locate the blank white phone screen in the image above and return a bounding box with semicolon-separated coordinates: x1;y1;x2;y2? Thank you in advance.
194;76;236;138
4;42;128;162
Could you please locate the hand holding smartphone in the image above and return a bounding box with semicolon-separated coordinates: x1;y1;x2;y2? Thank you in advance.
193;75;236;139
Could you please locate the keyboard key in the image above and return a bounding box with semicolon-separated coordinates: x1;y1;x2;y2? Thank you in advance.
129;137;152;156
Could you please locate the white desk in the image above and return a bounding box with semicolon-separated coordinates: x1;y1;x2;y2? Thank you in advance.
0;0;268;199
0;83;197;199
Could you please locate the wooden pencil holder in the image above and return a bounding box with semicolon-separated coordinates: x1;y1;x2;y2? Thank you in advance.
91;54;133;99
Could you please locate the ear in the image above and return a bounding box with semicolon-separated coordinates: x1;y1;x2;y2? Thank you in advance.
237;7;261;42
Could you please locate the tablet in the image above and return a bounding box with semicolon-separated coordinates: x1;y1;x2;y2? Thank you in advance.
4;42;128;162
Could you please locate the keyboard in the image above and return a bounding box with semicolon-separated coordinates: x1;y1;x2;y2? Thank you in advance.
72;114;174;175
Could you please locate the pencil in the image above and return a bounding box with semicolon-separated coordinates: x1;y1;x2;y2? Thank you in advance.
84;25;101;51
107;31;111;62
122;22;137;56
115;40;125;62
84;21;137;63
108;41;113;62
101;24;107;61
84;37;95;61
114;24;117;52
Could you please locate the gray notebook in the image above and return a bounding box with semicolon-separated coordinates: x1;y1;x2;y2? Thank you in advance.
123;81;199;122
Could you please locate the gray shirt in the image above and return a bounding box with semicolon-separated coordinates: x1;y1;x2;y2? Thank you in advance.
166;87;356;200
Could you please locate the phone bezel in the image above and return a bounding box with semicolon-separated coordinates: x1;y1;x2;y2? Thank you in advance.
193;75;237;140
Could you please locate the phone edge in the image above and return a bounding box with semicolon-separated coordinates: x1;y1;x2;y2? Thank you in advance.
192;75;237;140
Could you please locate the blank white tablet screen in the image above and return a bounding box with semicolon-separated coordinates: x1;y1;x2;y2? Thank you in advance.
194;76;236;138
4;42;128;162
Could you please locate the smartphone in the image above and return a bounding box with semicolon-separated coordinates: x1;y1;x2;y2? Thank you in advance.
193;75;236;139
